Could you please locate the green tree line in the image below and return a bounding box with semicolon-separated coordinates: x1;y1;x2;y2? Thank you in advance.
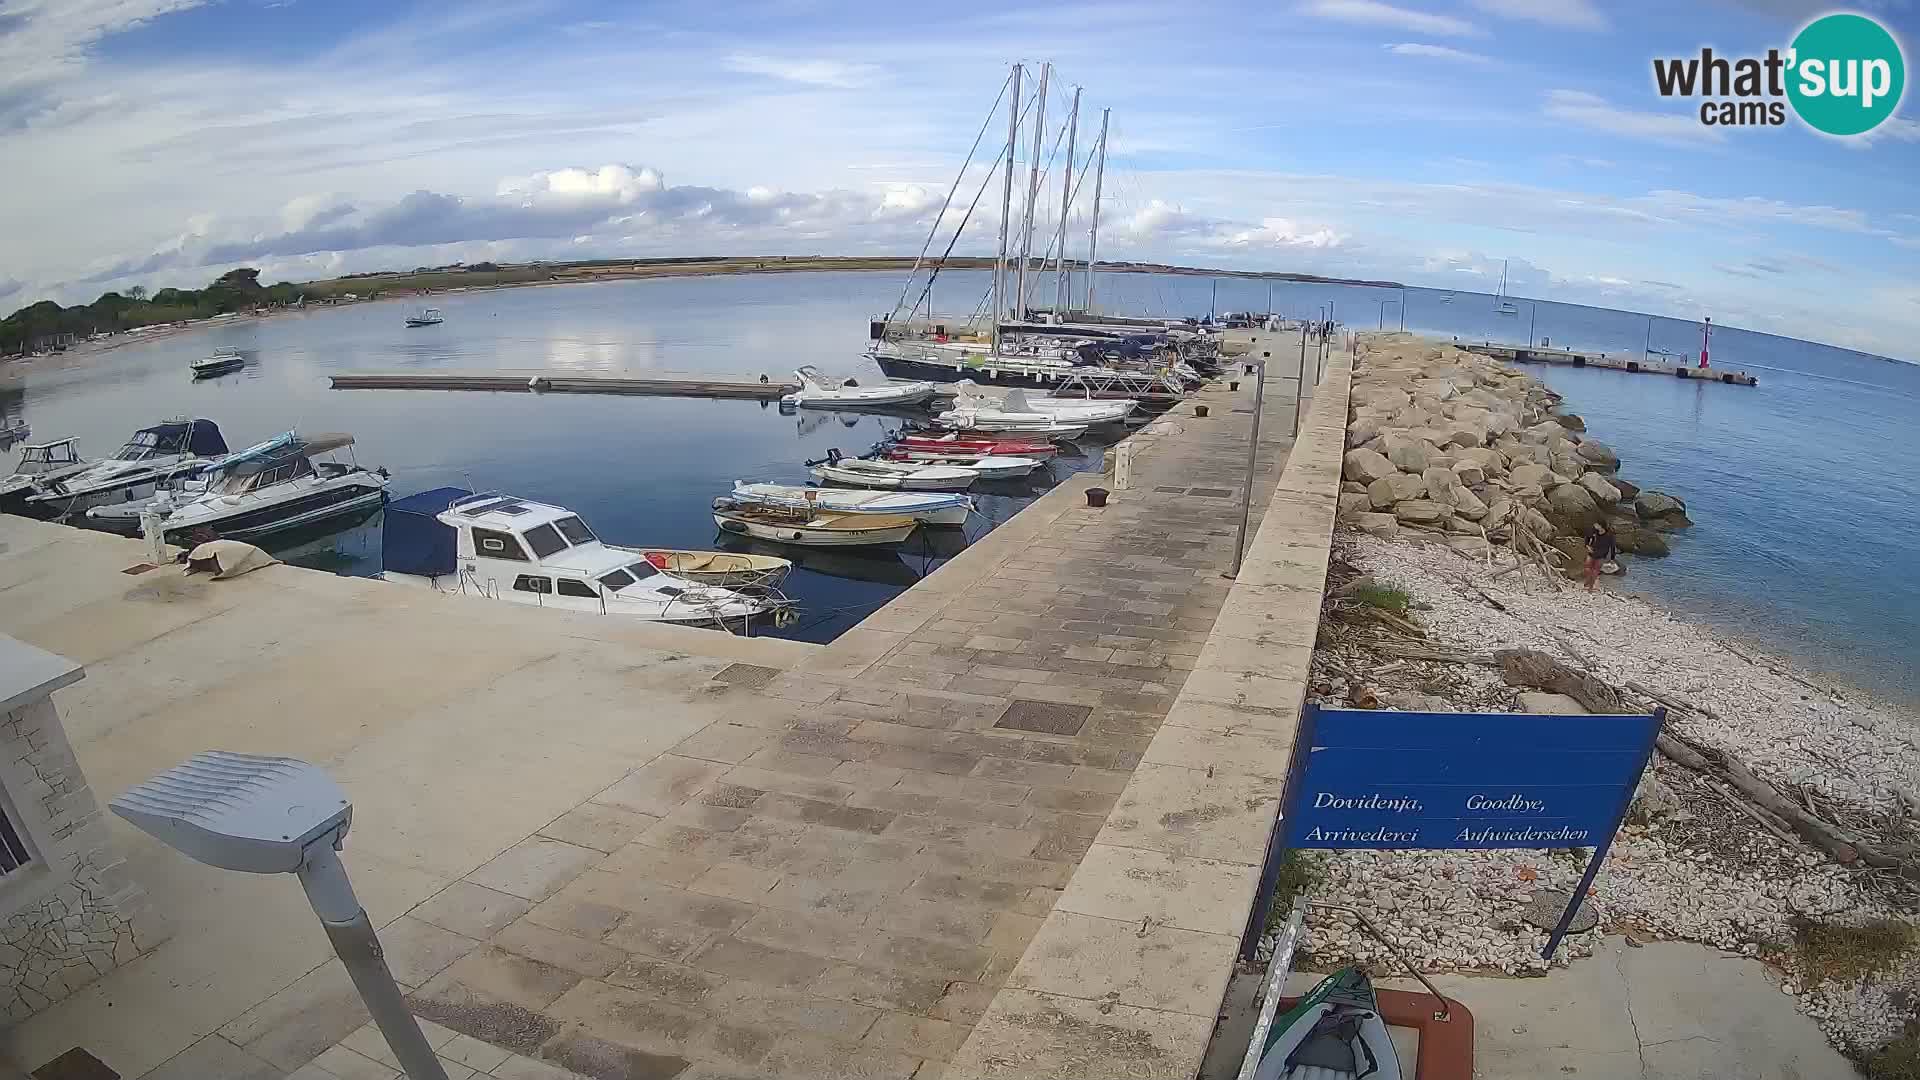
0;269;304;355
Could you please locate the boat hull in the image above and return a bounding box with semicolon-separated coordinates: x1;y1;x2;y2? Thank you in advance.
382;570;778;626
727;484;971;526
714;512;916;547
191;359;243;378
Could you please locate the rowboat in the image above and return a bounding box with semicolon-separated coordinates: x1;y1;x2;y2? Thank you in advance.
780;366;938;409
810;454;976;491
895;433;1057;458
1249;967;1401;1080
729;482;972;526
629;548;792;588
932;407;1089;438
881;451;1042;479
713;504;918;546
955;385;1135;426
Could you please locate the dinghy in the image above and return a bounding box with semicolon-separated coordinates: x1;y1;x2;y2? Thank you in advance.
191;347;244;378
880;450;1042;479
780;366;938;409
713;503;918;547
894;433;1057;458
0;439;88;511
809;451;976;491
955;383;1135;426
729;482;972;526
405;307;444;327
1251;967;1402;1080
631;549;791;588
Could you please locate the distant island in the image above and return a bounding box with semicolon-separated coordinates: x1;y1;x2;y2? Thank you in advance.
1;255;1403;357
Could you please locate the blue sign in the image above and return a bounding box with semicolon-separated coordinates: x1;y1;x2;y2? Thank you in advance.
1283;707;1663;850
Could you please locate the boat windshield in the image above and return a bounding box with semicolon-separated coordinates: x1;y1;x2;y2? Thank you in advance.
598;569;634;590
523;523;568;558
555;515;595;545
626;562;660;582
113;431;161;460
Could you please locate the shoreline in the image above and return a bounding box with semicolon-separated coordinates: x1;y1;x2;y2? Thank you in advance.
1299;333;1919;1065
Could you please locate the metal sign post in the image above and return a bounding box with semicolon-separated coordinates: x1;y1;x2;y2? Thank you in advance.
1227;356;1266;579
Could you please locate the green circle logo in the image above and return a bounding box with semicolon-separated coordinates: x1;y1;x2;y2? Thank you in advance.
1787;13;1906;136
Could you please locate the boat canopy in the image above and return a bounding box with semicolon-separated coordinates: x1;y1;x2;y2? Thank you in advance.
383;486;473;577
123;419;226;458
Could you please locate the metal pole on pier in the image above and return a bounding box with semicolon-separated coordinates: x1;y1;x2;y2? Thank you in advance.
1295;325;1308;438
1399;288;1406;331
1085;109;1109;313
992;63;1022;353
1054;87;1080;317
1229;354;1267;579
1528;303;1537;348
1016;62;1049;320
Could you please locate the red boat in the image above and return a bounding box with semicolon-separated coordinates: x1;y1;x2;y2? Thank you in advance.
896;434;1057;457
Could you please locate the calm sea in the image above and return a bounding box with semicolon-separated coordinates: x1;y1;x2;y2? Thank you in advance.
2;270;1915;704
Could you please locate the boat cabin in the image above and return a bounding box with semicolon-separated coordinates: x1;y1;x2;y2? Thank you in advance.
383;488;681;607
9;439;81;476
113;420;226;462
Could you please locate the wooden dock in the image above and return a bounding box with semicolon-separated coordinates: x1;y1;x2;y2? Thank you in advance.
328;369;800;398
1464;343;1758;386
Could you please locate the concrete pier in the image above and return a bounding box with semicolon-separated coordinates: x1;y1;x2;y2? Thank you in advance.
1463;342;1759;386
1;334;1337;1080
330;370;802;398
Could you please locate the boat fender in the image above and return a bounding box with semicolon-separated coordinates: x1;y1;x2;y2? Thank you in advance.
720;520;747;534
772;606;798;628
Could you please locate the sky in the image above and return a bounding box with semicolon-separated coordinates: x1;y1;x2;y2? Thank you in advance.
0;0;1916;359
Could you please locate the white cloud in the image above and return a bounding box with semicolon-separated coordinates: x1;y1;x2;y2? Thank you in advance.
0;0;208;102
1299;0;1482;37
1543;89;1721;146
1467;0;1606;30
1845;114;1920;148
722;54;881;89
1383;43;1495;65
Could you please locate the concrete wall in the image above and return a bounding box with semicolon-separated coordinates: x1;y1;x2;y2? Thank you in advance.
0;671;163;1022
942;346;1353;1079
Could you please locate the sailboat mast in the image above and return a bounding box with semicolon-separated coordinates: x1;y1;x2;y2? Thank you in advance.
1015;62;1049;320
1054;87;1080;316
1085;107;1109;314
993;62;1022;351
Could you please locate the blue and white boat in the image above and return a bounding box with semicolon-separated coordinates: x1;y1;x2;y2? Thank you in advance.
86;432;387;542
24;419;228;515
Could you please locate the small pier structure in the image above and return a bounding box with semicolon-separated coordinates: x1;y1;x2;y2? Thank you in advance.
330;369;800;398
1464;343;1758;386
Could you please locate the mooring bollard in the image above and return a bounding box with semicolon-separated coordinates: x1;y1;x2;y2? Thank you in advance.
1086;488;1109;508
1195;404;1210;418
1229;381;1240;391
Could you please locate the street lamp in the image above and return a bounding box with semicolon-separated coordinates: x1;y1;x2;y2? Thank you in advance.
112;752;449;1080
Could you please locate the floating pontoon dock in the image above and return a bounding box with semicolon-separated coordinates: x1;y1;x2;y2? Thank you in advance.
1464;344;1758;386
329;369;801;398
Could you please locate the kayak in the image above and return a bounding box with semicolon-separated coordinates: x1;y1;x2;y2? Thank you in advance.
1253;967;1402;1080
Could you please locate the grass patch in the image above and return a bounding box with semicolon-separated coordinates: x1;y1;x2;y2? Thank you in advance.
1264;851;1325;934
1347;582;1412;616
1868;1023;1920;1080
1792;916;1919;984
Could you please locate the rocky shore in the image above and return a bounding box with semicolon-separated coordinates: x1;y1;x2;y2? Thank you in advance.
1279;334;1920;1066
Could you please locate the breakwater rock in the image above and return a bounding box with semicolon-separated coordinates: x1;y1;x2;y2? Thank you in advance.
1338;335;1684;564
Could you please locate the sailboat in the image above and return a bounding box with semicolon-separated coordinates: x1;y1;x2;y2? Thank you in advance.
1494;260;1519;315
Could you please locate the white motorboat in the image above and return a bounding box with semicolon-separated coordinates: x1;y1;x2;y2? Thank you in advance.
809;452;976;491
0;438;88;510
405;307;444;327
780;366;937;409
381;488;790;630
86;432;388;543
729;482;972;526
191;347;244;378
713;502;919;547
951;384;1134;426
24;419;228;516
882;452;1041;479
932;402;1090;438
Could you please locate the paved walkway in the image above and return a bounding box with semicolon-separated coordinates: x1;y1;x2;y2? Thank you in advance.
255;356;1301;1080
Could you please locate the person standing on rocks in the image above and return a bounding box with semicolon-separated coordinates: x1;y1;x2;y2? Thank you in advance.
1584;521;1617;592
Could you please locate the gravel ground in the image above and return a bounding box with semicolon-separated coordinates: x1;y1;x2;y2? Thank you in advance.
1267;531;1920;1060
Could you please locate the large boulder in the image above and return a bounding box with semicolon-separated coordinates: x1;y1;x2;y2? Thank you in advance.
1634;490;1694;529
1451;461;1486;487
1379;433;1436;474
1338;493;1373;519
1392;499;1447;524
1346;417;1383;449
1549;446;1584;479
1423;467;1488;520
1353;512;1400;538
1454;446;1508;477
1611;476;1640;501
1546;483;1603;534
1578;472;1622;504
1515;505;1555;539
1553;412;1587;432
1576;439;1619;470
1509;463;1554;490
1367;472;1427;508
1341;480;1368;494
1441;421;1487;449
1343;449;1397;485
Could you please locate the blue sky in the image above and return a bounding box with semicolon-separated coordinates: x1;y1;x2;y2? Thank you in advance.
0;0;1915;358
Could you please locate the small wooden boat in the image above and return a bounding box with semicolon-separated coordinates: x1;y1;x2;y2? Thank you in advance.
405;307;444;327
630;548;791;587
1250;967;1402;1080
191;347;244;378
810;452;976;491
713;504;917;546
780;366;937;409
895;433;1057;458
881;450;1041;478
728;482;972;526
